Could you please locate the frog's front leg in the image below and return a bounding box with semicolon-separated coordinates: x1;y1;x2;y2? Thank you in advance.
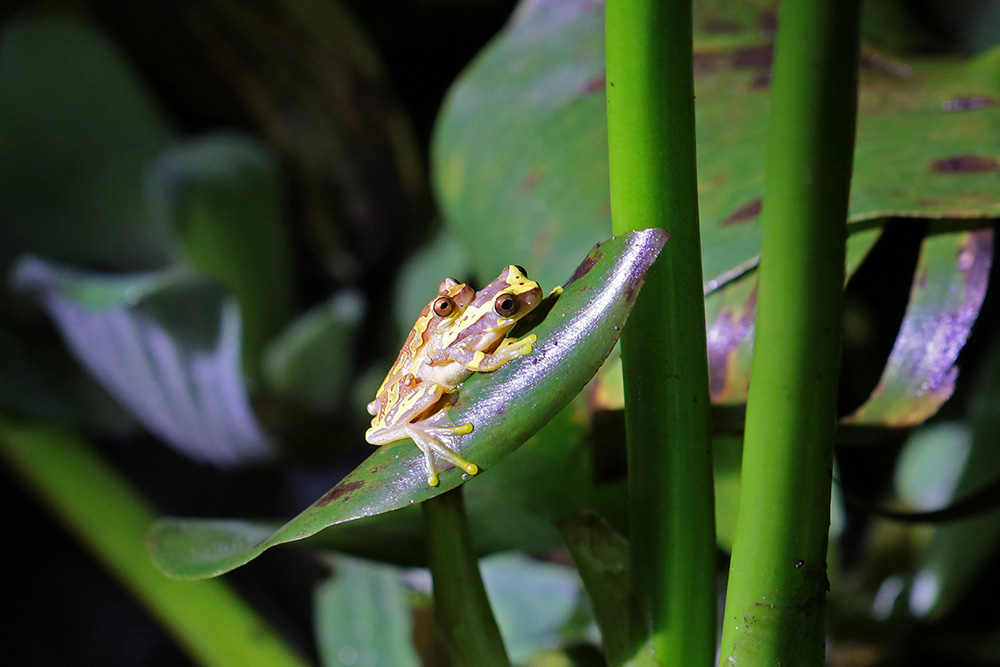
454;334;538;373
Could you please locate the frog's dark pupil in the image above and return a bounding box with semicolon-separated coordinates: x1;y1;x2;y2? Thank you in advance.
495;294;517;315
434;298;453;316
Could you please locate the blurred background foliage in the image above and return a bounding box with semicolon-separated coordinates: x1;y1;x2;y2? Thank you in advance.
1;0;999;665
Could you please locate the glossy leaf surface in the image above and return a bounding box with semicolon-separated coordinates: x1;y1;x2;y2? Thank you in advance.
12;258;273;466
149;229;667;578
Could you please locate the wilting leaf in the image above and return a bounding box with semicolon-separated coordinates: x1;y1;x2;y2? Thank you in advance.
845;223;993;426
0;17;176;272
149;229;667;578
12;257;273;466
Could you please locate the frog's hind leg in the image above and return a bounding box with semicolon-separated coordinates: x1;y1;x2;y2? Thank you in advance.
406;423;477;487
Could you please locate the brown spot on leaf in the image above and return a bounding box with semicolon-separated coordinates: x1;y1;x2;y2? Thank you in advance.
751;70;772;90
578;74;606;95
702;18;743;34
931;155;1000;174
722;199;763;226
861;50;911;78
942;97;996;112
565;253;600;287
317;480;364;506
758;11;778;32
520;169;542;194
733;44;772;69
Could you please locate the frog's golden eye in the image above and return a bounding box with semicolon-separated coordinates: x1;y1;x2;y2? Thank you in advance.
433;296;455;317
494;293;519;317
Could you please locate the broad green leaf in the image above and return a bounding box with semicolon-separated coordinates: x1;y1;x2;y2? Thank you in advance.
11;257;273;466
434;0;999;291
314;556;420;667
263;291;364;411
148;134;295;378
145;402;603;569
0;17;176;272
148;229;668;578
845;224;993;426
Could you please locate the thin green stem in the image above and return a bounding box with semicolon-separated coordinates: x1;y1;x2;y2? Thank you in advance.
717;1;861;665
423;487;509;667
605;0;716;664
0;418;310;667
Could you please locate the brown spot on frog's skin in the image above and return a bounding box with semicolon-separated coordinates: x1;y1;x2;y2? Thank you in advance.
942;97;996;112
317;480;364;506
931;155;1000;174
722;199;763;226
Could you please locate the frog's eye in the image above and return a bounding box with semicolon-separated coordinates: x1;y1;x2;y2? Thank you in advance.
513;265;528;276
494;293;519;317
433;296;456;317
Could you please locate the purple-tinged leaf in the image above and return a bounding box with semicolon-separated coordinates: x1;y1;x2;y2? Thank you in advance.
11;257;273;465
845;224;993;426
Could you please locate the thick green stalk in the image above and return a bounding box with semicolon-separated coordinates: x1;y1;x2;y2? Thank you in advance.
717;1;861;665
423;488;509;667
0;418;310;667
605;0;716;664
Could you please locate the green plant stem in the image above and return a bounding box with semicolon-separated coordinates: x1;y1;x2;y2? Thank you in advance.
423;487;509;667
717;1;861;665
0;418;310;667
605;0;716;664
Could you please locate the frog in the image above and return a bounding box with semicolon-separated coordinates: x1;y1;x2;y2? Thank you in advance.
366;265;543;486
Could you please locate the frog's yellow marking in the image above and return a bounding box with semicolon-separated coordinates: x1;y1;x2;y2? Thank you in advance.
365;265;542;487
406;312;433;359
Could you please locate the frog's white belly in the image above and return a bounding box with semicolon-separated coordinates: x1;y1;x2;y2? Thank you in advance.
420;360;469;389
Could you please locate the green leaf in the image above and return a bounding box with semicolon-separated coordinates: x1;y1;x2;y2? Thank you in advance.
263;291;364;410
148;133;295;378
148;229;668;578
845;223;993;426
481;553;592;664
11;257;273;466
314;556;421;667
433;0;1000;288
0;16;176;272
557;512;633;666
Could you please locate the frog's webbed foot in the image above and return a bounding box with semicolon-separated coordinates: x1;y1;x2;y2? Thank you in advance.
406;422;477;486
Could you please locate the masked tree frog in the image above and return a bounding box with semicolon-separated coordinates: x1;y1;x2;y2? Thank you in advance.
366;265;543;486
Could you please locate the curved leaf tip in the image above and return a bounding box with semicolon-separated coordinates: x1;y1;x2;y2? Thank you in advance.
150;229;668;579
